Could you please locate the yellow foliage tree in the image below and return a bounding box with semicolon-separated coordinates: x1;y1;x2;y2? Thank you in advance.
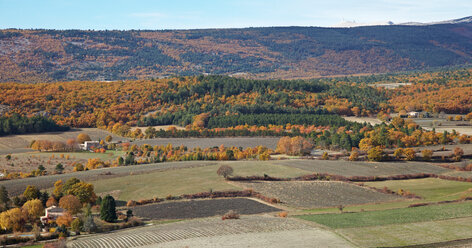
22;199;44;222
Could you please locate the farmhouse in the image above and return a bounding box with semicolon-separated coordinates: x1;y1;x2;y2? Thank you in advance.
40;206;66;225
79;141;100;151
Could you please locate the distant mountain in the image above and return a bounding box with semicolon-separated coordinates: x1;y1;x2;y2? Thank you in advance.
400;16;472;26
0;17;471;82
332;20;394;28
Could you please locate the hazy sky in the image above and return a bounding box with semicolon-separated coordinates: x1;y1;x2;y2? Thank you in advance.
1;0;471;30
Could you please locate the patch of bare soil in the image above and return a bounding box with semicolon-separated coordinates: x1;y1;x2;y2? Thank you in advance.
132;198;281;220
237;181;400;208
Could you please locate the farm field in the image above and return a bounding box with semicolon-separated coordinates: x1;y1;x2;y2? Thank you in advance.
273;159;450;177
342;116;383;125
0;150;125;174
130;137;280;149
92;161;309;201
0;161;219;196
296;201;472;229
337;216;472;247
364;178;472;202
413;118;472;136
132;198;281;220
0;128;126;150
68;215;354;248
237;181;400;208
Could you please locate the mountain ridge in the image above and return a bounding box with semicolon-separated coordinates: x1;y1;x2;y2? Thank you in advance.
1;17;472;83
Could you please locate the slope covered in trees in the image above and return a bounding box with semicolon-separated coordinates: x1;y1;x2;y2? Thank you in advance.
1;19;472;82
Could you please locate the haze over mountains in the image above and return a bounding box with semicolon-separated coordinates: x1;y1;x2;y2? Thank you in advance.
0;16;471;83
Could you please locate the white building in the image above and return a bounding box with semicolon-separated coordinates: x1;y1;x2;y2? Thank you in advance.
79;141;100;151
40;206;66;225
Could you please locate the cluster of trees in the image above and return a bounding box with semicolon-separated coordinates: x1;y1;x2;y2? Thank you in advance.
117;143;273;165
30;133;92;152
0;115;68;136
358;117;465;150
388;69;472;113
276;136;314;156
0;75;386;131
0;178;123;238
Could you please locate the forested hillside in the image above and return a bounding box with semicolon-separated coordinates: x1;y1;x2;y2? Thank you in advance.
1;19;472;83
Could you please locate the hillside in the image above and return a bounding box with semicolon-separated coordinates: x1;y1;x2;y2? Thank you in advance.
0;18;472;82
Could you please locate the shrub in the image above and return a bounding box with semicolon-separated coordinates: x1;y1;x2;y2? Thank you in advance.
126;200;137;207
221;210;240;220
321;152;329;160
278;212;288;218
404;148;416;161
421;149;433;161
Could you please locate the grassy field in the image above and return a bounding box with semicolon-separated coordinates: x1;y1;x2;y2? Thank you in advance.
92;162;309;201
338;217;472;247
365;178;472;202
295;201;472;229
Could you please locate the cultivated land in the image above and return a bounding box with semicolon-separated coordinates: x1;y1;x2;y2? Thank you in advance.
342;116;383;125
0;150;125;174
364;178;472;202
237;181;400;208
92;161;309;201
273;159;450;177
132;198;282;220
297;202;472;247
0;128;126;151
68;215;354;248
130;137;280;149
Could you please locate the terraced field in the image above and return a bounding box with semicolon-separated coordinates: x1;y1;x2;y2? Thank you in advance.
132;198;281;220
68;216;354;248
237;181;400;208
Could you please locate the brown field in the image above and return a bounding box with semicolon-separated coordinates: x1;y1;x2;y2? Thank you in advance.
131;137;280;149
132;198;281;220
0;150;124;175
0;128;126;151
273;160;450;177
237;181;401;208
342;116;383;125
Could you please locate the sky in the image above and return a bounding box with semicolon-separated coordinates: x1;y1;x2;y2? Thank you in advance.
0;0;471;30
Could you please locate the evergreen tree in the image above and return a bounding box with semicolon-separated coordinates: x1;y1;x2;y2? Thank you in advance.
0;186;9;206
100;195;117;222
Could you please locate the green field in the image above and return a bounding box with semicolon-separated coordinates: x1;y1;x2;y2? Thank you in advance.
338;216;472;247
92;162;308;201
295;201;472;229
365;178;472;202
